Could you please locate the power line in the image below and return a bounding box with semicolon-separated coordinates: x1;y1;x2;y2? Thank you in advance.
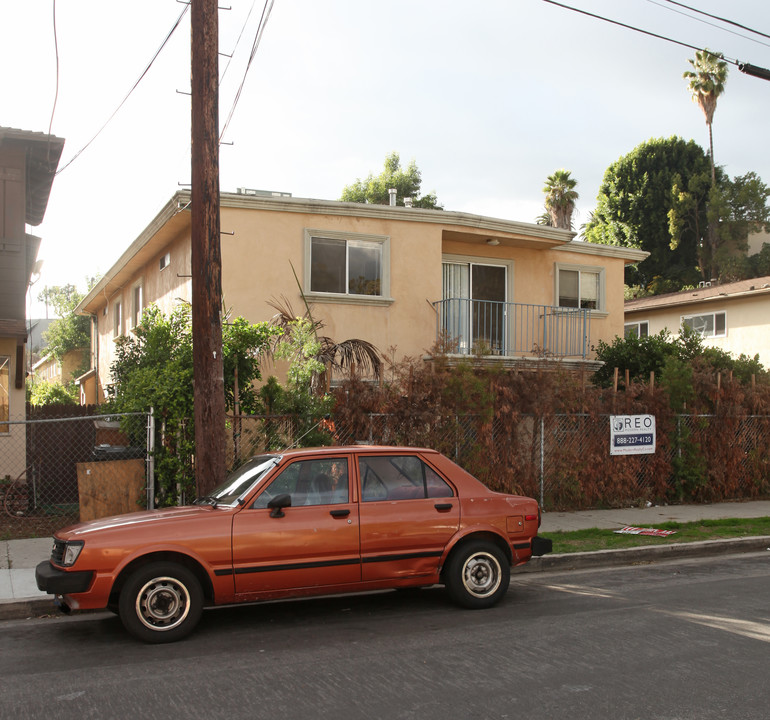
220;0;261;86
539;0;770;81
220;0;276;142
646;0;770;50
661;0;770;41
55;4;190;176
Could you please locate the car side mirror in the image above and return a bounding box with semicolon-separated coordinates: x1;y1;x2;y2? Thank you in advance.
267;493;292;518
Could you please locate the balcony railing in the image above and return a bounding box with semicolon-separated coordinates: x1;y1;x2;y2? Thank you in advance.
433;298;592;360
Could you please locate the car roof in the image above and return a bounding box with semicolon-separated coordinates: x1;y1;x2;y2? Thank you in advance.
274;445;439;457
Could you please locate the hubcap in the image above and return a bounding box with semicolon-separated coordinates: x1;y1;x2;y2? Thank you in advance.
461;552;501;598
135;576;191;631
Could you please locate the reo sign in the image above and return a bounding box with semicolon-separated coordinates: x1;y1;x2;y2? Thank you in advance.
610;414;656;456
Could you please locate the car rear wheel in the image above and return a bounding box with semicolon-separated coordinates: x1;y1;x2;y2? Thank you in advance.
445;541;510;609
118;562;203;643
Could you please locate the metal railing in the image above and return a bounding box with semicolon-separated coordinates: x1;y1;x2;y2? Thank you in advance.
433;298;591;359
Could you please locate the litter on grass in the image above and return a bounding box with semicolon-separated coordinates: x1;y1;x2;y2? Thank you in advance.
613;526;677;537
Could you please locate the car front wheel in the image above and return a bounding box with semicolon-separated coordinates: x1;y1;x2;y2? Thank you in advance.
445;541;510;609
118;562;203;643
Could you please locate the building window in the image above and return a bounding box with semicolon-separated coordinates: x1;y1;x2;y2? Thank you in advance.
0;355;9;433
159;252;171;271
556;264;604;311
113;300;123;338
624;321;649;338
682;311;726;338
131;283;143;329
305;229;389;299
442;259;510;355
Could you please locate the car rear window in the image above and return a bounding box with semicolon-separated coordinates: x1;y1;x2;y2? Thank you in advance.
358;455;454;502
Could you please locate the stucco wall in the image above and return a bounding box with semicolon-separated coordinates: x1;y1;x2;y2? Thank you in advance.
628;294;770;366
85;199;639;398
0;337;26;476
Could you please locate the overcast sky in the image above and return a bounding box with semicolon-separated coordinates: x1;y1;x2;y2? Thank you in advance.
4;0;769;317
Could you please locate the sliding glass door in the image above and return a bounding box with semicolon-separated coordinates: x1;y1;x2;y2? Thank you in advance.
442;262;507;355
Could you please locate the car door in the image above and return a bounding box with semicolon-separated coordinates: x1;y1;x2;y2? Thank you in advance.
357;453;460;582
231;456;360;594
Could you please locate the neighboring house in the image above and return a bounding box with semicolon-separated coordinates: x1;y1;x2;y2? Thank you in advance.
624;276;770;365
32;348;88;386
747;229;769;256
0;127;63;473
26;317;54;365
75;190;647;403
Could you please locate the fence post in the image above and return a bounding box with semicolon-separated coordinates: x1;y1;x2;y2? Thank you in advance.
539;416;545;508
146;408;155;509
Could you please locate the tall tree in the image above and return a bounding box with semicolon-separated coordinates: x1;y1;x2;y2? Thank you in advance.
541;169;579;230
38;284;90;364
585;137;711;289
683;49;728;187
340;152;442;209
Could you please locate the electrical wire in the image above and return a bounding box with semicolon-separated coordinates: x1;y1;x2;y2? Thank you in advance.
646;0;770;49
46;0;60;169
539;0;770;79
661;0;770;41
540;0;728;60
220;0;261;86
219;0;275;143
55;3;190;176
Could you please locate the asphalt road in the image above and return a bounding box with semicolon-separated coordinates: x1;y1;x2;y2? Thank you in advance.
2;552;769;720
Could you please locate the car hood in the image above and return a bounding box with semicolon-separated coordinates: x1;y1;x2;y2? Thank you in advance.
58;505;228;538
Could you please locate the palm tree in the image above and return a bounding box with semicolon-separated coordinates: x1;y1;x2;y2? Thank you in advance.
267;296;382;392
543;169;579;230
684;49;728;186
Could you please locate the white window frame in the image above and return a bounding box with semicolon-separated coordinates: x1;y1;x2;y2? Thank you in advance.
681;310;726;338
624;321;649;339
554;263;606;314
130;281;144;330
159;252;171;271
113;300;123;338
303;229;392;306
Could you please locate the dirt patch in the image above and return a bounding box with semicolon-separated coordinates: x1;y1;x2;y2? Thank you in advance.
1;511;79;541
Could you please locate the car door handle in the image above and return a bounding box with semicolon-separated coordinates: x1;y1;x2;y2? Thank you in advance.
434;503;453;511
330;509;350;518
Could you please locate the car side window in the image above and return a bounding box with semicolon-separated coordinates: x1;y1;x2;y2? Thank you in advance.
253;458;349;508
359;455;454;502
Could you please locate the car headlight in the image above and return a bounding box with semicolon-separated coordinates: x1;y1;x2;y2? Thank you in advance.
61;541;84;567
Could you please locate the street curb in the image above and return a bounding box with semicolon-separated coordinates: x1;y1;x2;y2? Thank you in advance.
519;535;770;573
3;537;769;622
0;597;57;622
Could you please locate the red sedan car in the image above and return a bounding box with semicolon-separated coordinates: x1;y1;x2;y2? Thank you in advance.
36;446;551;643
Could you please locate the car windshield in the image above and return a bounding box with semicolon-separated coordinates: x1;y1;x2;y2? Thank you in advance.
204;455;280;506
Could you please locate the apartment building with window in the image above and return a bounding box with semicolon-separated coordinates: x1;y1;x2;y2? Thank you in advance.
76;190;647;403
624;276;770;366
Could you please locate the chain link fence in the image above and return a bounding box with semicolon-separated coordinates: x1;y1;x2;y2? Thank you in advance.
4;408;768;539
1;409;152;539
226;411;770;510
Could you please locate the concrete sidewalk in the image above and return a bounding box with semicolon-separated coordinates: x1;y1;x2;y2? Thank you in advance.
2;500;770;621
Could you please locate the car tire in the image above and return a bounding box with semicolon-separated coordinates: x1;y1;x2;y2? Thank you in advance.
118;562;203;643
445;541;510;609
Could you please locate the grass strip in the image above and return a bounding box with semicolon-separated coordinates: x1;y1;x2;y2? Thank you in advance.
548;516;770;554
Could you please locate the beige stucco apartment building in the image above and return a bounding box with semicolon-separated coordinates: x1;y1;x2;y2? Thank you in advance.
76;190;648;403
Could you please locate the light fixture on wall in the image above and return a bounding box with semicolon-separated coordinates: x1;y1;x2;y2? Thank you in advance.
486;238;500;246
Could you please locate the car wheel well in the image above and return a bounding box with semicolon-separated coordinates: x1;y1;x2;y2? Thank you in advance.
442;532;512;580
110;552;214;609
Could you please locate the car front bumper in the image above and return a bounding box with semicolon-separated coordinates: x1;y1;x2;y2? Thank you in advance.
35;561;94;595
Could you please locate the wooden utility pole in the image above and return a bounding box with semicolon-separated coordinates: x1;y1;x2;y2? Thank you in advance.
191;0;226;496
